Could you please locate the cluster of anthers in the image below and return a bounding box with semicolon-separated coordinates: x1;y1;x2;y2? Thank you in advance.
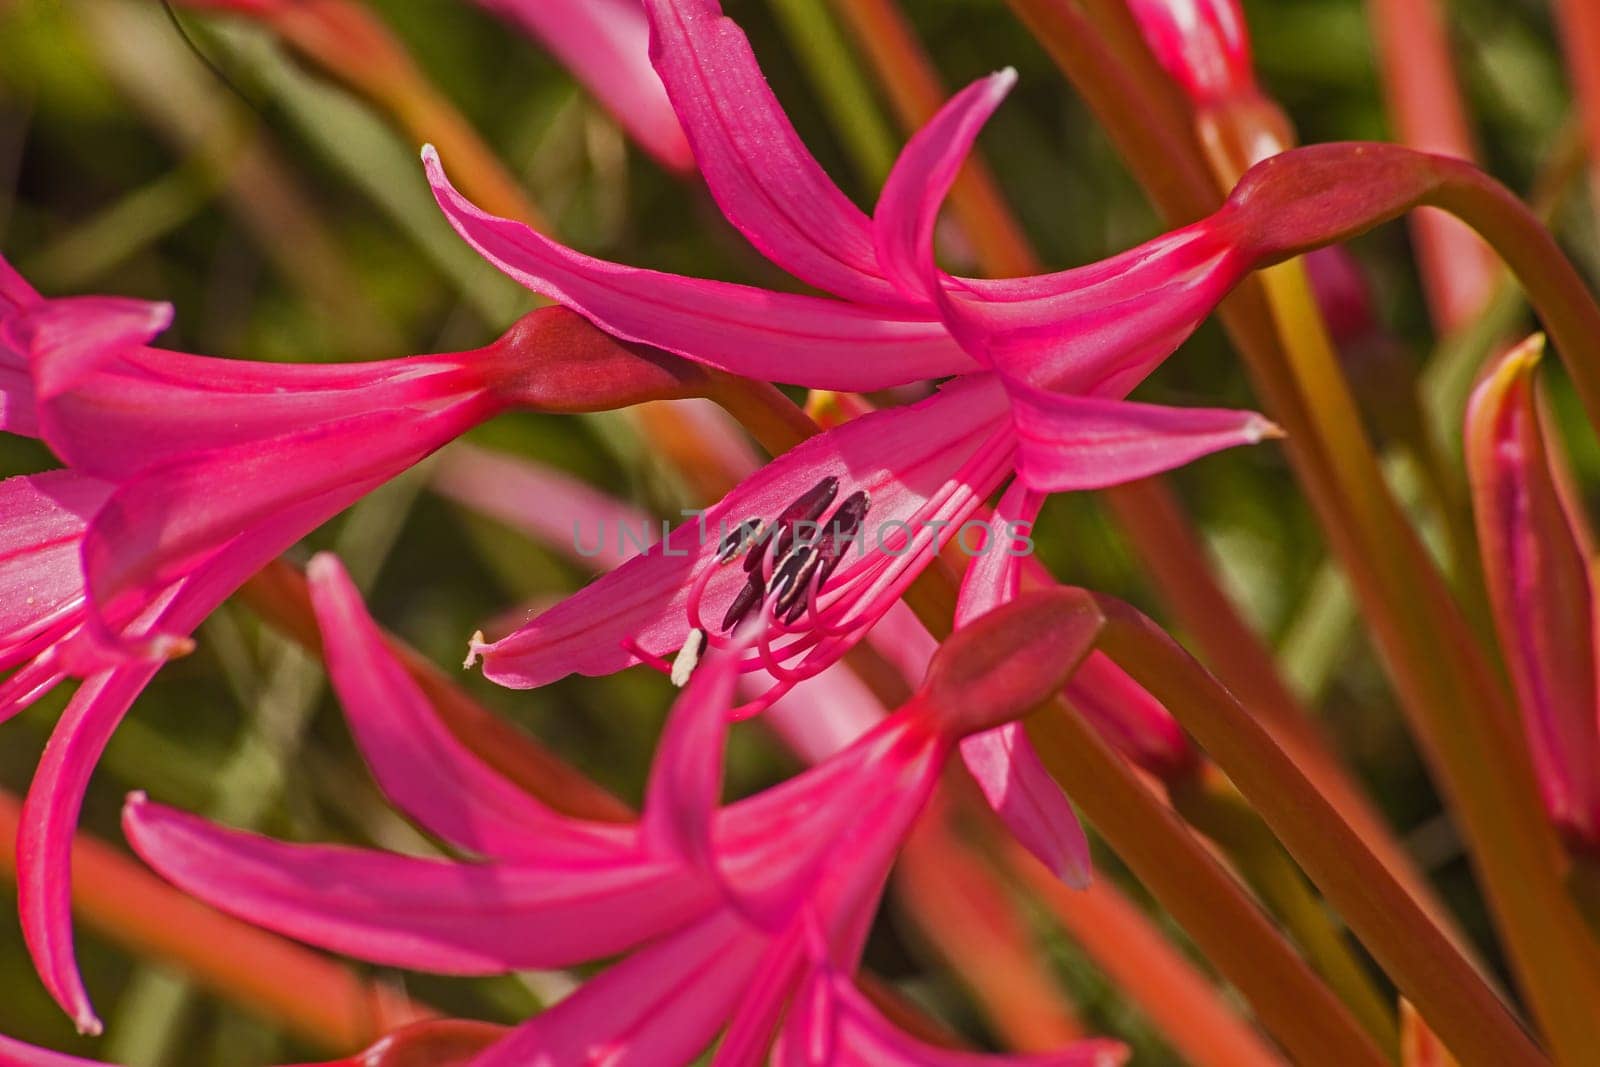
665;476;873;700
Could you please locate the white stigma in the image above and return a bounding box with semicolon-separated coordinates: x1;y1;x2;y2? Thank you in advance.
670;627;705;687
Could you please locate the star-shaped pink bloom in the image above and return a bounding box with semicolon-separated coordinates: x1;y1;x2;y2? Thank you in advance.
126;554;1127;1067
428;0;1279;887
0;259;704;1032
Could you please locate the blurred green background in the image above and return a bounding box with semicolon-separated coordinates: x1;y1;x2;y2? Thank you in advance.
0;0;1590;1062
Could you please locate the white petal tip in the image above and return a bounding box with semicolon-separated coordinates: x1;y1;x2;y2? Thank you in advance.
73;1012;103;1037
420;143;438;163
1248;416;1286;443
305;551;339;583
153;634;196;661
1051;855;1094;891
143;301;176;334
463;631;486;670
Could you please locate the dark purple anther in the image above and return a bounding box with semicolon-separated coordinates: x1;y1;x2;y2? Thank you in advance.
721;570;766;631
751;476;840;574
772;544;821;620
716;518;763;563
812;491;871;592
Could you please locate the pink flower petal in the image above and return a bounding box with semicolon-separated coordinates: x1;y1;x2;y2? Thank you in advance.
37;343;481;481
14;485;436;1028
122;794;715;974
1064;653;1195;781
640;637;749;871
873;70;1017;304
474;0;693;172
0;255;41;437
8;296;172;400
1125;0;1255;107
472;374;1010;689
80;396;496;644
713;920;809;1066
953;483;1091;889
869;65;1242;395
423;146;978;391
20;663;161;1035
641;0;899;304
0;1032;109;1066
467;911;766;1067
1006;376;1280;492
0;471;106;653
306;552;637;861
777;966;1127;1067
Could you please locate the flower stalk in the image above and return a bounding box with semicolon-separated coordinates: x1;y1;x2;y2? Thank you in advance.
1022;692;1391;1067
1169;766;1399;1053
1083;590;1547;1067
1012;4;1600;1048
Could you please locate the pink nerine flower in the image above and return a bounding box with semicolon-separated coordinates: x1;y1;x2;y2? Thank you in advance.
1466;336;1600;852
434;12;1275;882
126;554;1126;1067
0;260;706;1033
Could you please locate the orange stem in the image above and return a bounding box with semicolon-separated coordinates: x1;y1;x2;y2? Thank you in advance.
1003;836;1289;1067
1090;593;1545;1066
1023;701;1388;1067
1101;477;1445;924
897;809;1086;1050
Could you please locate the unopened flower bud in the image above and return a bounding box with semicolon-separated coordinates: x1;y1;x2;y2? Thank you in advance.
918;588;1104;738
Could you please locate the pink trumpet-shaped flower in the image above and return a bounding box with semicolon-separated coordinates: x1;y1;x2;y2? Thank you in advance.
1466;336;1600;851
470;0;693;172
127;555;1125;1066
450;49;1271;882
0;263;706;1032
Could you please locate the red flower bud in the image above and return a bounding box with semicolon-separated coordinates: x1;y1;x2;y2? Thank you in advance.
918;588;1105;738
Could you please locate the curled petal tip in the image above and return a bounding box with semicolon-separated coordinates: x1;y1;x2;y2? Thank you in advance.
73;1011;103;1038
25;296;175;399
151;633;196;661
463;630;487;670
1248;415;1286;442
420;142;439;165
